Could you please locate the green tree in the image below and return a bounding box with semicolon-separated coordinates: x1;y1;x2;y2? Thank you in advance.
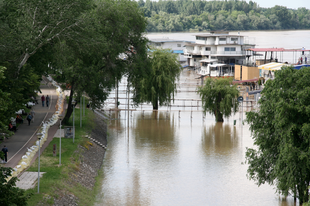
0;66;12;135
197;78;239;122
0;167;32;206
245;67;310;204
134;48;181;110
50;0;147;124
0;0;93;75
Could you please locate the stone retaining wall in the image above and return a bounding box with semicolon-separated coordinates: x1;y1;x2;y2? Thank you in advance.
38;113;108;206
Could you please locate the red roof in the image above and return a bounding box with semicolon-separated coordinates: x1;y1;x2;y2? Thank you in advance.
249;48;285;52
249;48;310;52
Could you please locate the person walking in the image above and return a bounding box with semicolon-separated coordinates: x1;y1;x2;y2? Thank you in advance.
12;120;17;132
41;95;45;107
2;145;8;163
30;109;35;123
46;95;50;107
26;113;32;126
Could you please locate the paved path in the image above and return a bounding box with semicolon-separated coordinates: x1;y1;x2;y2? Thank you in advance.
0;82;61;170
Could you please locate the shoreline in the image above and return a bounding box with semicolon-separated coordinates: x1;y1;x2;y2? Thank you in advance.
34;111;108;206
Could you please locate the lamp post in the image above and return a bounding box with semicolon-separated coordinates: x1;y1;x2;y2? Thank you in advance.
36;133;43;193
58;115;63;166
72;100;76;143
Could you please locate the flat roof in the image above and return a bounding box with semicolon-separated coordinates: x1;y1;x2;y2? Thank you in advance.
149;39;193;43
199;59;218;63
249;48;310;52
195;34;243;37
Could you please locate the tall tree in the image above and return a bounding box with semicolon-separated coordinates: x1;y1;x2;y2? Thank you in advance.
0;67;13;135
197;78;239;122
245;67;310;204
50;0;148;124
133;48;181;110
0;0;94;75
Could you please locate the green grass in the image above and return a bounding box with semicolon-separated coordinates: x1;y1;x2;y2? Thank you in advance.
25;108;104;206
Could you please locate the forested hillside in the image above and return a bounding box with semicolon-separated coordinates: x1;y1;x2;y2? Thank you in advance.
138;0;310;32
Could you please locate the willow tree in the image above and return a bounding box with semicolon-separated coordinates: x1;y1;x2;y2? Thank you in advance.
245;67;310;204
197;77;239;122
135;48;181;110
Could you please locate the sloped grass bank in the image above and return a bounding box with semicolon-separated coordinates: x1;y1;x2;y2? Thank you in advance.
25;109;107;206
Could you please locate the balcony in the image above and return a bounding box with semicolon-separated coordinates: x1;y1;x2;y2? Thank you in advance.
184;49;201;55
210;51;246;56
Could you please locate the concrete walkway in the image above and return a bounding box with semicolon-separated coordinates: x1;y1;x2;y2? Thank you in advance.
15;172;45;190
0;81;63;188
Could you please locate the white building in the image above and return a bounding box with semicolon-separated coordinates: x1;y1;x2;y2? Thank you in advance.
148;38;194;63
184;31;255;77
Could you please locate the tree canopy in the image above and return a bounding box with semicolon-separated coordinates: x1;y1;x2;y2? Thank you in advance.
0;0;148;126
133;48;181;110
49;0;148;124
138;0;310;32
197;78;239;122
245;67;310;204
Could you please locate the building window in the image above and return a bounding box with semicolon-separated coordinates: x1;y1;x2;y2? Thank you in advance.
231;37;238;41
177;44;181;47
155;43;161;46
224;47;236;51
219;38;226;41
196;36;207;40
205;47;211;51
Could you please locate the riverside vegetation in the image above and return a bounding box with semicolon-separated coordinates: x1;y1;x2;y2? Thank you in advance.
24;108;107;206
138;0;310;32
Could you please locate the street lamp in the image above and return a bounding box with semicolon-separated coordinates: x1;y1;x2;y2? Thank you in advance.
72;100;76;143
36;133;43;193
58;115;64;166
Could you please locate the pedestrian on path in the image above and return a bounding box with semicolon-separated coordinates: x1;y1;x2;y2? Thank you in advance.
41;95;45;107
2;145;8;163
26;113;32;126
30;109;35;123
46;95;50;107
12;120;17;132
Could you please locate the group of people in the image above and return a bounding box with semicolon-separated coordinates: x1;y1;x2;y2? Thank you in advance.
298;56;308;65
8;110;35;132
41;95;50;107
7;94;49;132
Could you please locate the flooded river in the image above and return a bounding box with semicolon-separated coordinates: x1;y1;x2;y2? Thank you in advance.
95;31;310;206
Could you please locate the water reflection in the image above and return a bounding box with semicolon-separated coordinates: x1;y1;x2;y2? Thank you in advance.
133;111;176;148
201;122;239;155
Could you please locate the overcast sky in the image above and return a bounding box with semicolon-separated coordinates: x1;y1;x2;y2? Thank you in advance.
248;0;309;10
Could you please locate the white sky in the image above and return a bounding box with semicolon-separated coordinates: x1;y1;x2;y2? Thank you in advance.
247;0;309;10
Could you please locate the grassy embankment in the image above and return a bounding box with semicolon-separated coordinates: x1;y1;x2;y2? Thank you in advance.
24;108;104;205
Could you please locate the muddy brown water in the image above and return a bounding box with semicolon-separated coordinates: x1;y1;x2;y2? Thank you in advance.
95;31;310;206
